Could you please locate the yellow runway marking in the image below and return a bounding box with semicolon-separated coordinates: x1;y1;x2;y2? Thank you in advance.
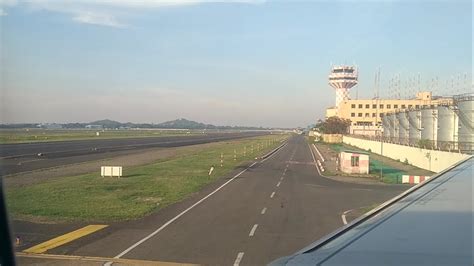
23;225;108;254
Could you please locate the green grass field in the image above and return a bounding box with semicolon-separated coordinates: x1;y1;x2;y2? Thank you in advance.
369;159;406;183
329;143;407;183
5;135;288;222
0;129;197;144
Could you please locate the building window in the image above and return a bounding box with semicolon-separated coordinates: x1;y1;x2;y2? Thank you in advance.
379;104;384;109
365;113;370;117
351;156;359;167
380;113;384;117
372;104;377;109
358;104;363;108
358;113;362;117
372;113;376;117
351;104;356;108
408;104;413;108
387;104;391;109
401;104;406;109
365;104;370;108
415;105;420;109
351;113;355;117
430;104;435;108
394;104;398;108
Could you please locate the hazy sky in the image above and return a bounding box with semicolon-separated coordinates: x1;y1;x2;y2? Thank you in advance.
1;0;472;127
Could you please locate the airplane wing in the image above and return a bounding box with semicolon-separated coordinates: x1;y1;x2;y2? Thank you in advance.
271;157;473;266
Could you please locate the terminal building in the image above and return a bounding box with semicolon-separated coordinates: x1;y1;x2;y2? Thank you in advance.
325;65;453;136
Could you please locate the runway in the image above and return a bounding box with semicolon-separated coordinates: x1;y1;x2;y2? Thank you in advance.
0;132;266;175
14;135;407;265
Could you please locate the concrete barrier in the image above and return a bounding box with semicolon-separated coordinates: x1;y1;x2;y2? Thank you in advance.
343;136;471;173
322;134;343;143
402;175;431;184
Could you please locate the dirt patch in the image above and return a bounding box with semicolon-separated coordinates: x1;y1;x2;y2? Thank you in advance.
4;142;222;189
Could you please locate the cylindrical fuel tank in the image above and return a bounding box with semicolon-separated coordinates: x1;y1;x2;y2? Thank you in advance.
398;111;409;145
437;106;458;150
408;110;422;146
456;94;474;152
389;113;399;143
420;108;437;148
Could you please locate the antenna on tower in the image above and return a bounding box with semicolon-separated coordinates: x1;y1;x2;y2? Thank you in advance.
373;68;377;99
451;75;454;93
464;72;468;93
389;76;392;99
445;79;449;96
457;73;461;95
397;73;401;99
417;73;421;93
377;66;381;99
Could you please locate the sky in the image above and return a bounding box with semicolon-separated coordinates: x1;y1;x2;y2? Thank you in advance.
0;0;472;127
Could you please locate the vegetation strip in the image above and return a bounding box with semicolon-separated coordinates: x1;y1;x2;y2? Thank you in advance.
6;135;288;222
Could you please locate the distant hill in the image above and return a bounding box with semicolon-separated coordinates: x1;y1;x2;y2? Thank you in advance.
0;118;273;130
156;118;214;129
89;119;123;129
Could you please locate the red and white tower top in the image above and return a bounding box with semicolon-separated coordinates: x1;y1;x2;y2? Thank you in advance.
329;65;358;107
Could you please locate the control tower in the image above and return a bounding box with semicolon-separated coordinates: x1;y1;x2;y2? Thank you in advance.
329;65;358;107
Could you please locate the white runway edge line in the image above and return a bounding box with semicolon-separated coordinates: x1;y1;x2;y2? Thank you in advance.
312;144;325;162
233;252;245;266
260;142;288;163
261;207;267;214
108;161;258;260
249;224;259;236
270;191;275;198
308;143;323;176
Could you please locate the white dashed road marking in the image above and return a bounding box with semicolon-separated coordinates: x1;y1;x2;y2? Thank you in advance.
277;181;281;187
233;252;244;266
249;224;258;236
270;192;275;198
261;207;267;214
108;162;258;259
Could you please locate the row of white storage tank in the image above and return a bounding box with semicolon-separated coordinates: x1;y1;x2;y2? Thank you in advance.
382;94;473;152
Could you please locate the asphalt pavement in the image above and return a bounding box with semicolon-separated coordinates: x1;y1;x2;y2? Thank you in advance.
0;132;266;175
15;135;407;265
